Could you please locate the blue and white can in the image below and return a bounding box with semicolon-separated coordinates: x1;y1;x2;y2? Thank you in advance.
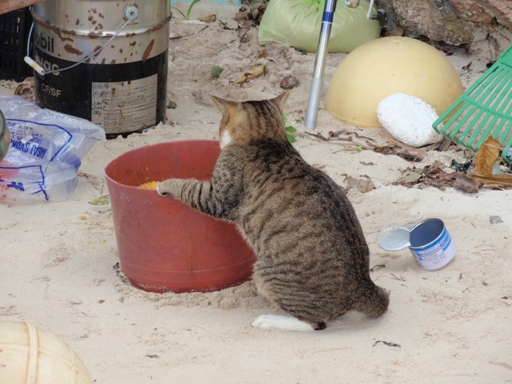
376;218;456;271
409;218;456;270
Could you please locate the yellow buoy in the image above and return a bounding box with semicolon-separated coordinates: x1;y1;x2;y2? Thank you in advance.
325;36;464;128
0;321;94;384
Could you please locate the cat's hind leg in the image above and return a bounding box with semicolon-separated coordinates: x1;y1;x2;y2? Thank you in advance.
251;314;325;331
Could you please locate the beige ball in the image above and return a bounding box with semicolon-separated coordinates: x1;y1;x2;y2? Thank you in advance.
325;36;464;128
0;321;94;384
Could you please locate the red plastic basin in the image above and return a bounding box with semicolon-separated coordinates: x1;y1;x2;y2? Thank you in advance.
104;140;256;293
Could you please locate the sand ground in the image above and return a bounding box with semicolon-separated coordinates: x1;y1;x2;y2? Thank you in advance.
1;2;511;383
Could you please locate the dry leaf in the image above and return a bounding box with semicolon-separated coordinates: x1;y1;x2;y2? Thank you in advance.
471;136;512;189
88;195;111;205
384;27;404;37
257;49;269;59
396;170;422;185
329;130;375;142
14;77;35;101
236;65;266;84
395;164;462;191
368;142;425;162
251;3;267;24
197;14;216;23
453;173;480;193
475;136;501;175
234;11;251;22
344;175;375;193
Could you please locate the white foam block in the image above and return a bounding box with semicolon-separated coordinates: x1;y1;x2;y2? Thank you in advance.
377;93;444;147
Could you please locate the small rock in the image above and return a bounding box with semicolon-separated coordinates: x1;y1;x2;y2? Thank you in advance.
280;76;299;90
267;74;279;85
490;215;504;224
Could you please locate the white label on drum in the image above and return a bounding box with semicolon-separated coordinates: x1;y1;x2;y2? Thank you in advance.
91;74;157;133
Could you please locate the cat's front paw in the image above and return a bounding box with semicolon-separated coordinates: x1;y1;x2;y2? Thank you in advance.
157;179;179;197
251;314;314;331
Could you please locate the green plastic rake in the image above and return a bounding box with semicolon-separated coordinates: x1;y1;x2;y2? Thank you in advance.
433;45;512;160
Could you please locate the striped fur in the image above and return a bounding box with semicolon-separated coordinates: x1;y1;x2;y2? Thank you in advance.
157;94;389;330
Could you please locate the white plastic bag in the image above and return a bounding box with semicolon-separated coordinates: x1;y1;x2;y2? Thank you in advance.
0;96;106;201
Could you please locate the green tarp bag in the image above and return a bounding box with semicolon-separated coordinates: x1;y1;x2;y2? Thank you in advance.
258;0;381;53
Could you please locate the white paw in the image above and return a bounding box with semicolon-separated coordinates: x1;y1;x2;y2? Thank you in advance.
251;314;314;331
156;184;166;196
156;180;175;196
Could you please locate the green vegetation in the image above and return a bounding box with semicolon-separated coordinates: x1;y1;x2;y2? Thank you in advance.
283;113;297;143
171;0;201;20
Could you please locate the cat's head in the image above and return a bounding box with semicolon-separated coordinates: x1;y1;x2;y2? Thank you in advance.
210;93;290;149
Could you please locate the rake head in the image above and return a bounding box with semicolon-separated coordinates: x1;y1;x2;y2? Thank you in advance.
433;45;512;160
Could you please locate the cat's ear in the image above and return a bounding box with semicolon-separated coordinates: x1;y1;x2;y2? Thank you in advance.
210;95;234;114
270;91;290;111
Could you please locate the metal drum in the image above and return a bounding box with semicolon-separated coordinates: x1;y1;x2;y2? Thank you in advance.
31;0;171;136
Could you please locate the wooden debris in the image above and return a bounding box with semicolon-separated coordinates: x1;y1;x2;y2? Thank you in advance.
470;137;512;189
395;163;480;193
373;340;401;348
237;65;266;84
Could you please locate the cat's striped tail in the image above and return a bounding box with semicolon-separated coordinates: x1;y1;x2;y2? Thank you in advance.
353;282;390;319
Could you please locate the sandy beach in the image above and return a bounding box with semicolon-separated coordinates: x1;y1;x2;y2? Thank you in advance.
1;2;511;383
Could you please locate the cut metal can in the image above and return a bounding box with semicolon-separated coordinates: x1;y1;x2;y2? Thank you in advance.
376;218;456;270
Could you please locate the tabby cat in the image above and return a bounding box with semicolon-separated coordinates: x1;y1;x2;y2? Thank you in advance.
157;93;389;331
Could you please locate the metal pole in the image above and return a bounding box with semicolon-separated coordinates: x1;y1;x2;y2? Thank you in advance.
305;0;337;130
